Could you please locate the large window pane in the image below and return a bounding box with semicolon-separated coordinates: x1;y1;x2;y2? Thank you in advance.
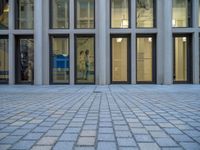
76;0;94;29
111;37;129;83
111;0;129;28
16;0;34;29
174;37;187;82
16;36;34;84
50;36;69;84
0;0;9;29
0;37;8;83
136;0;154;28
51;0;69;29
137;37;154;82
172;0;191;27
75;36;95;84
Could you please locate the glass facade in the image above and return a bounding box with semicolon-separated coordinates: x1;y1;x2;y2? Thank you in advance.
50;36;69;84
16;36;34;84
172;0;191;27
75;36;95;84
111;36;129;83
111;0;129;28
0;37;8;83
136;0;155;28
50;0;69;29
16;0;34;29
137;37;154;82
75;0;94;29
0;0;9;29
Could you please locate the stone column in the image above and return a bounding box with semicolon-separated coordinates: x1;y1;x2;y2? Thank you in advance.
98;0;107;84
8;0;15;84
163;0;173;84
34;0;43;85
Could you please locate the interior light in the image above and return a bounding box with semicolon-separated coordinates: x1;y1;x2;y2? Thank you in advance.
148;37;152;42
116;38;123;43
172;19;176;27
3;6;9;13
182;37;187;42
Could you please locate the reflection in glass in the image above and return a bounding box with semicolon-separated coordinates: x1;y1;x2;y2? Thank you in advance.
0;0;9;29
174;37;187;81
51;0;69;29
51;37;69;83
112;37;128;82
172;0;190;27
137;37;153;82
111;0;129;28
16;0;34;29
136;0;154;28
76;36;95;83
16;37;34;83
0;38;8;82
76;0;94;28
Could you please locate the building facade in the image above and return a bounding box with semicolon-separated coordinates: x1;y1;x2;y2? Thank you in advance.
0;0;200;85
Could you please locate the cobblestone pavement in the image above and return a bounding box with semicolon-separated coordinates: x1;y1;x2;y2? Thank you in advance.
0;85;200;150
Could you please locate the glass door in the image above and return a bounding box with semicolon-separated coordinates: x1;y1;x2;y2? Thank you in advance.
16;36;34;84
136;35;156;83
173;35;192;83
111;35;130;83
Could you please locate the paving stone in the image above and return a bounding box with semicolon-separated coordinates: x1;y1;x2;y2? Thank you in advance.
138;143;160;150
23;133;43;140
53;142;74;150
98;134;115;141
77;137;95;146
179;142;200;150
59;133;78;141
97;142;117;150
155;138;178;147
11;140;35;149
31;146;52;150
0;144;11;150
80;130;96;137
117;138;137;147
37;137;58;145
134;134;154;142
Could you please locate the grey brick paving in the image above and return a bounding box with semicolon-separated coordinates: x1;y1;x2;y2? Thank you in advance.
0;85;200;150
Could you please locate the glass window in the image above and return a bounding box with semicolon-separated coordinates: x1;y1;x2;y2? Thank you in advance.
136;0;155;28
173;36;192;83
172;0;191;27
111;36;129;83
0;0;9;29
50;0;69;29
0;36;8;83
111;0;129;28
137;37;155;82
199;0;200;27
75;36;95;84
50;36;70;84
75;0;94;29
16;36;34;84
16;0;34;29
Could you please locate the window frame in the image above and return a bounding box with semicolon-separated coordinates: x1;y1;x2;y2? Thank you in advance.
49;0;70;29
74;34;95;84
49;34;70;84
0;35;9;84
136;34;157;84
74;0;95;29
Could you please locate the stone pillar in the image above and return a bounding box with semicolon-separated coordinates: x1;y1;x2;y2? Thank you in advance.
34;0;43;85
8;0;15;85
98;0;107;84
163;0;173;84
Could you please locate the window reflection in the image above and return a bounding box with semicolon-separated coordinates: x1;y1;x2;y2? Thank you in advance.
137;37;153;82
51;0;69;29
76;0;94;29
16;37;34;83
76;36;95;84
112;37;128;82
136;0;154;28
172;0;191;27
16;0;34;29
111;0;129;28
0;37;8;83
51;36;69;84
0;0;9;29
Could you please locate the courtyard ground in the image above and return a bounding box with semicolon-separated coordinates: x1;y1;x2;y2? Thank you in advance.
0;85;200;150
